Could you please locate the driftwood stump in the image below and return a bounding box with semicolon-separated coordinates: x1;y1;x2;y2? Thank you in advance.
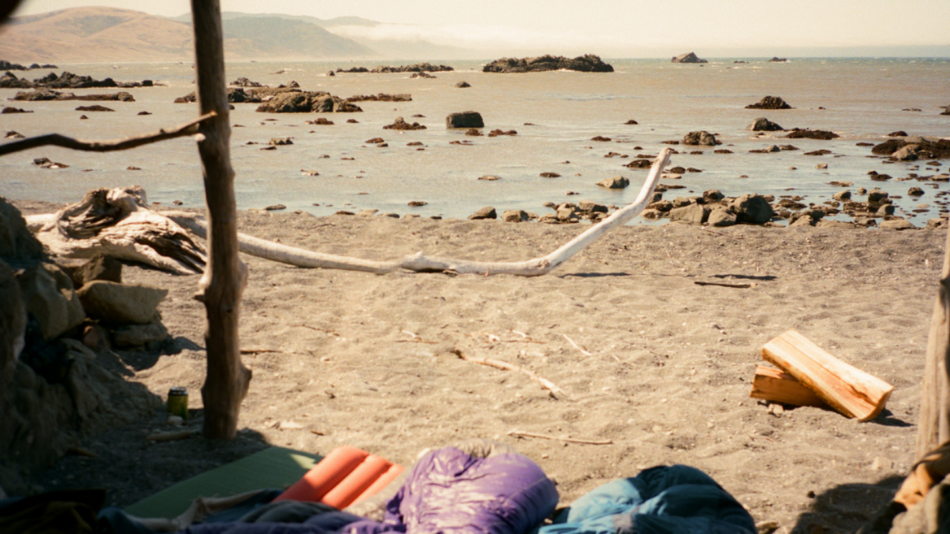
917;228;950;459
191;0;250;440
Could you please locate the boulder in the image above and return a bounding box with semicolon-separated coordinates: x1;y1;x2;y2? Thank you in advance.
502;210;529;222
749;118;784;131
832;190;851;201
73;253;122;287
596;176;629;189
703;190;725;202
891;146;919;161
76;281;167;325
468;207;497;220
112;320;169;348
456;81;471;88
483;54;614;73
0;198;45;263
669;203;710;224
671;52;708;64
0;260;26;387
707;207;737;227
578;201;608;214
446;111;484;129
682;131;720;146
730;194;774;224
785;129;839;140
871;137;950;159
880;218;915;230
745;96;792;110
17;263;86;340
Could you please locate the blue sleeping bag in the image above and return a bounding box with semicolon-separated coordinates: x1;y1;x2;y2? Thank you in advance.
539;465;755;534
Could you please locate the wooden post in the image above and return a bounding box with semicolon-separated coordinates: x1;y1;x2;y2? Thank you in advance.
191;0;251;439
916;229;950;459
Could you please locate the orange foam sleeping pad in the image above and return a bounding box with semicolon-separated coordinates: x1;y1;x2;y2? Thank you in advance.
274;446;404;509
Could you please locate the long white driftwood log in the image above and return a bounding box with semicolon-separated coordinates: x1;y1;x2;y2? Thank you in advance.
166;147;672;277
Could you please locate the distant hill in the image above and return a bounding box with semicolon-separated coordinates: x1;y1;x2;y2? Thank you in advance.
0;6;377;63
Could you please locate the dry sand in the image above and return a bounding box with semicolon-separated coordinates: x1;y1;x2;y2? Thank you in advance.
20;205;949;533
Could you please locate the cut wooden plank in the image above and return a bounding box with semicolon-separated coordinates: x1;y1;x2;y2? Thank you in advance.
749;366;829;408
761;330;894;421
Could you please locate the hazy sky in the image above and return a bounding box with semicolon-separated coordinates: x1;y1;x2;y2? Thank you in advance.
12;0;950;56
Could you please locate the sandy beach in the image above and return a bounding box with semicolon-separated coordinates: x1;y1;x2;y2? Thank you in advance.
11;200;946;533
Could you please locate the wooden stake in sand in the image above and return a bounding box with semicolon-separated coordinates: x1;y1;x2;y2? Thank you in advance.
166;148;674;277
761;330;893;421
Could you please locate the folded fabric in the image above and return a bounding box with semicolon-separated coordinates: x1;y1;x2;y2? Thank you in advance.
540;465;755;534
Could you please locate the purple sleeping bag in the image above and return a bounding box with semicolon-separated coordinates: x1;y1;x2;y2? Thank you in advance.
175;446;559;534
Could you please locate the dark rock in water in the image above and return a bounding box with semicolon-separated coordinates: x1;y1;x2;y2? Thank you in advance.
746;96;793;110
466;128;483;137
749;118;784;131
411;72;436;79
75;105;113;112
265;204;287;211
941;105;950;116
79;115;88;120
804;149;832;156
326;71;335;77
909;187;925;196
487;129;516;137
231;76;263;87
446;111;484;129
730;194;774;224
365;137;385;144
469;206;497;220
345;93;411;102
682;131;720;146
408;201;427;207
137;111;151;115
591;136;611;142
540;172;561;178
385;117;426;130
483;54;614;73
671;52;708;64
255;92;360;113
597;176;629;189
0;60;28;70
714;149;733;154
780;145;799;151
478;175;501;181
871;137;950;159
785;128;838;140
12;70;152;89
769;57;788;62
455;81;471;88
32;157;68;169
625;159;653;169
13;89;133;102
338;63;453;74
308;117;334;125
1;107;31;114
888;131;908;137
625;119;638;125
0;71;33;88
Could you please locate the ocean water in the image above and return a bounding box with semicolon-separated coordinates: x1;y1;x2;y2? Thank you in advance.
1;57;949;224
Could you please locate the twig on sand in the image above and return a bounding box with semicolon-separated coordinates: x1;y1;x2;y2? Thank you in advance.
694;281;756;289
0;112;217;156
399;330;438;344
146;429;200;442
563;334;593;356
452;348;565;397
508;430;612;445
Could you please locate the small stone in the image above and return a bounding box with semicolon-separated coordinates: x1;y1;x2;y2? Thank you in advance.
478;175;501;181
596;176;629;189
265;204;287;211
767;403;784;417
407;200;427;207
502;210;529;222
468;207;497;220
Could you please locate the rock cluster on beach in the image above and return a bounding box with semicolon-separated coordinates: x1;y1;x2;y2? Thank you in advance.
13;88;135;102
345;93;412;102
482;54;614;73
0;70;153;89
0;199;165;493
255;92;362;113
336;63;454;74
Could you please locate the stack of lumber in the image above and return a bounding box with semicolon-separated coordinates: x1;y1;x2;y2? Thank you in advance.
750;330;894;421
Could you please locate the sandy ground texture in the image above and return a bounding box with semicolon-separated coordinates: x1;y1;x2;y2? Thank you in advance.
17;204;950;534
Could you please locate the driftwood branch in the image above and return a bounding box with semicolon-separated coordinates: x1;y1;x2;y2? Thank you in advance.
0;112;216;156
507;430;612;445
166;147;673;277
452;348;565;397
